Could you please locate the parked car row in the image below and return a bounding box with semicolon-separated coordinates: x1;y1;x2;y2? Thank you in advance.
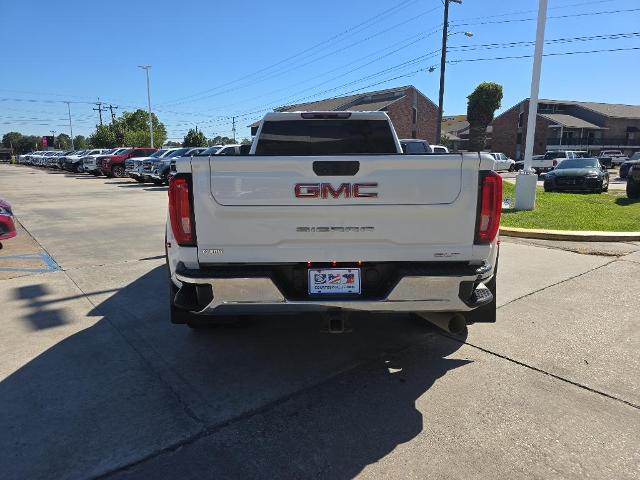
15;144;253;186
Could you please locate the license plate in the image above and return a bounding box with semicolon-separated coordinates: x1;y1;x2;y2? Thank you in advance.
308;268;361;295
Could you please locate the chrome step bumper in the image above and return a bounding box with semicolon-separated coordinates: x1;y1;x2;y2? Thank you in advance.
173;263;494;315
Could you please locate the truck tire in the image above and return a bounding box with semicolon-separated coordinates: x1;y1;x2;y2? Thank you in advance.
627;178;640;199
112;165;125;178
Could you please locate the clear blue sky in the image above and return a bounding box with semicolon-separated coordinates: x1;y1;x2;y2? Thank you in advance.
1;0;639;142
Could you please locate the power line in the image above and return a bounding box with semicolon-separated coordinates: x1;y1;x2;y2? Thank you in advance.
447;46;640;64
160;4;442;107
451;7;640;27
160;0;425;105
449;0;619;23
448;31;640;51
232;44;640;126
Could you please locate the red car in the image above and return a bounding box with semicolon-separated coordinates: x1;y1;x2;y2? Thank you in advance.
96;147;157;178
0;199;17;247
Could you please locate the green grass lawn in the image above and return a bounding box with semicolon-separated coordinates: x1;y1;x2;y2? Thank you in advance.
501;182;640;232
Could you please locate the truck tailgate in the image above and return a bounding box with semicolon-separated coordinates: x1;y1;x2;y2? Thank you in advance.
209;155;463;206
190;153;487;264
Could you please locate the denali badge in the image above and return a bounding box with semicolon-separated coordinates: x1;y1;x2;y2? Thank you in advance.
202;248;224;255
294;182;378;199
297;226;375;232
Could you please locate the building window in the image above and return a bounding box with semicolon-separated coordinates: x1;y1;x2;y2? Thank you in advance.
518;112;524;128
538;103;553;113
412;106;417;125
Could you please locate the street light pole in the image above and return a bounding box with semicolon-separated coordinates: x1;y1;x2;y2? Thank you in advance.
65;101;74;150
435;0;462;145
138;65;154;148
50;130;57;149
515;0;548;210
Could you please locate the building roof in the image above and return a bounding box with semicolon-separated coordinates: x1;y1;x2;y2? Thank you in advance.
493;98;640;125
540;99;640;119
538;113;605;130
249;85;435;128
277;85;413;112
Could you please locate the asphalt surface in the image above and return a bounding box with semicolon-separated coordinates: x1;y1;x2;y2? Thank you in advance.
1;165;639;480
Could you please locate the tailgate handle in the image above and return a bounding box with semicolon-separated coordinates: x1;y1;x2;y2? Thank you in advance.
313;161;360;176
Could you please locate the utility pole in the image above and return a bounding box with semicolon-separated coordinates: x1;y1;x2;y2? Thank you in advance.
65;101;74;150
232;116;236;142
108;104;118;124
435;0;462;144
515;0;548;211
93;101;105;125
138;65;154;147
50;130;57;149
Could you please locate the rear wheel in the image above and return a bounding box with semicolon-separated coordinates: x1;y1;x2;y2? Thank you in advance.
627;178;640;199
112;165;126;178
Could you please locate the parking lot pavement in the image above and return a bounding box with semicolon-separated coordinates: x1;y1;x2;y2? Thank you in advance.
500;170;628;190
1;164;639;479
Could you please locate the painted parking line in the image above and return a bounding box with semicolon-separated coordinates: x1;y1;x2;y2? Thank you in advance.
0;252;60;273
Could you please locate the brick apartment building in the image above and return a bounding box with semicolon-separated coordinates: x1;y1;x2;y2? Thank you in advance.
492;98;640;159
250;85;438;142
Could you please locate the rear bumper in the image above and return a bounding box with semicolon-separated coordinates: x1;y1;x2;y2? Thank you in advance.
172;262;495;315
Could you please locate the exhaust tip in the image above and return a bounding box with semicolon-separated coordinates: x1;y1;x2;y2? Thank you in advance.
418;313;468;337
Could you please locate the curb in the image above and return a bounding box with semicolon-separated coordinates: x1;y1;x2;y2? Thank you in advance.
500;227;640;242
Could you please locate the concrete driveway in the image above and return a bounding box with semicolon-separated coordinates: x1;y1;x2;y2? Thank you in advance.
1;165;639;479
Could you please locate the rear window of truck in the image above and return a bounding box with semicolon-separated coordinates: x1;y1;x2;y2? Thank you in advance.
255;119;397;155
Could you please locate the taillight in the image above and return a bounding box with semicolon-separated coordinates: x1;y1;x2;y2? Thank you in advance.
552;159;558;167
475;171;502;244
168;176;195;246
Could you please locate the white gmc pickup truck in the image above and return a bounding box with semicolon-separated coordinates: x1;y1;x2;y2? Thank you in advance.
166;111;502;330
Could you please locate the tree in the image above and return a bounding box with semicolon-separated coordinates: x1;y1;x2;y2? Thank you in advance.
209;135;235;146
89;124;117;148
74;135;88;149
17;135;42;154
2;132;22;149
120;109;167;147
164;140;181;147
87;109;167;148
56;133;71;150
183;128;208;147
240;138;252;145
466;82;503;152
439;134;453;150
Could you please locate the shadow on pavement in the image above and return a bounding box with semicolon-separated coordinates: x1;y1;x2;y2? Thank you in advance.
0;265;467;479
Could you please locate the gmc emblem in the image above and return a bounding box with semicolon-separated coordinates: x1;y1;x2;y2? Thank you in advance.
294;183;378;199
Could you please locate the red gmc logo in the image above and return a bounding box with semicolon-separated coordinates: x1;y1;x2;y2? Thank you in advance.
294;183;378;199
